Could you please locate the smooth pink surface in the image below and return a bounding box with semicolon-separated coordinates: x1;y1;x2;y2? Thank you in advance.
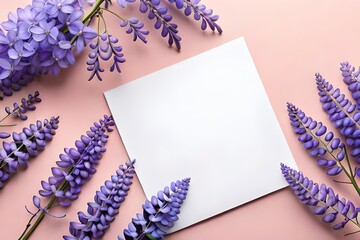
0;1;359;239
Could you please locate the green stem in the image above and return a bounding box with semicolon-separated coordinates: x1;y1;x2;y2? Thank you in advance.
82;0;105;25
19;182;69;240
17;209;40;240
62;0;104;34
0;114;11;124
0;124;17;127
100;7;126;22
341;147;360;196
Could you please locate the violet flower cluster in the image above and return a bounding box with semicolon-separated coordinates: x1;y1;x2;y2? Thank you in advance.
86;33;126;81
85;0;221;80
340;61;360;106
0;91;41;139
4;91;41;120
138;0;182;50
316;73;360;175
283;62;360;235
0;116;59;189
18;114;114;240
119;177;190;240
0;0;97;98
281;164;359;231
168;0;222;33
64;160;136;240
0;0;221;87
287;103;346;176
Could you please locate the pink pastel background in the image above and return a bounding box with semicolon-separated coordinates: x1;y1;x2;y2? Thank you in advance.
0;0;359;239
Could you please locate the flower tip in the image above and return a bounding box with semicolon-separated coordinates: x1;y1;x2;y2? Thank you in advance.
32;195;41;209
340;61;349;66
125;159;136;167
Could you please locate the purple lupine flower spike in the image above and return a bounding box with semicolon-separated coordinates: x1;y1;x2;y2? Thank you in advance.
168;0;222;33
120;17;149;43
18;115;114;240
0;91;41;140
287;103;344;176
281;164;360;232
63;160;135;240
121;0;182;49
37;115;114;207
340;62;360;107
87;33;126;81
3;91;41;121
119;178;190;240
0;116;59;189
316;74;360;177
340;62;360;108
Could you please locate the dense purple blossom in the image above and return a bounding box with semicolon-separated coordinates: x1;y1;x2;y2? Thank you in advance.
18;115;114;240
36;115;114;207
0;116;59;189
0;1;94;98
0;0;222;96
340;61;360;108
168;0;222;33
30;19;59;46
68;21;97;53
8;40;35;62
119;178;190;240
63;160;135;240
120;0;181;49
46;0;76;18
281;164;360;231
315;74;360;178
141;0;181;49
287;103;345;176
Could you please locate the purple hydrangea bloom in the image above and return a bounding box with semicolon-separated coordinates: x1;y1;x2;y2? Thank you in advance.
17;5;45;27
39;36;75;75
68;21;97;53
58;9;83;31
63;160;135;240
287;103;345;176
8;40;35;63
168;0;222;33
119;178;191;240
46;0;76;18
0;116;59;189
30;19;59;47
0;1;93;98
281;164;359;232
0;0;222;97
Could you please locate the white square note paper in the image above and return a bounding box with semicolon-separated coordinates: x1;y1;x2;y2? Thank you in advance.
105;37;297;233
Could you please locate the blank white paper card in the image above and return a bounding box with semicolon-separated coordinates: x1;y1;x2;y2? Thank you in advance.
104;37;297;233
